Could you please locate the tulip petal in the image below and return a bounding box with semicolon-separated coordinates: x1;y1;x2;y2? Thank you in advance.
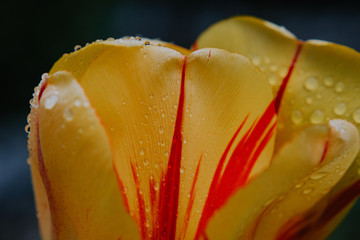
28;71;140;239
203;119;359;239
49;39;276;239
195;16;299;97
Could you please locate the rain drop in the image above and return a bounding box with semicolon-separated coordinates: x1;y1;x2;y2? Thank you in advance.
25;124;30;133
251;56;261;66
159;127;164;134
305;96;313;105
291;110;303;125
143;159;149;166
335;82;345;93
63;107;74;121
302;188;314;195
145;40;150;45
294;182;304;189
304;77;319;91
161;111;166;118
333;102;347;116
310;110;324;124
164;151;169;157
268;75;277;86
270;65;278;72
154;182;160;191
44;95;58;109
180;167;184;173
74;45;81;51
323;77;334;87
352;109;360;124
310;172;328;180
139;148;145;156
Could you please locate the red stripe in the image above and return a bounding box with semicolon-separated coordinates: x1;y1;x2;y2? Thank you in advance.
196;101;276;237
182;155;202;239
158;56;187;240
274;41;302;113
131;163;147;239
113;161;130;213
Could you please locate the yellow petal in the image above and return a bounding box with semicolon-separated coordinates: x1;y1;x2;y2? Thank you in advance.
204;119;359;239
195;15;299;96
28;71;140;239
51;39;276;239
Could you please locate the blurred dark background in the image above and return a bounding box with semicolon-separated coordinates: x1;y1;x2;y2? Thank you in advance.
1;0;360;239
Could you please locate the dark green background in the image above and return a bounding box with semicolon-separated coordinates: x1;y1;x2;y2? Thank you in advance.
1;0;360;239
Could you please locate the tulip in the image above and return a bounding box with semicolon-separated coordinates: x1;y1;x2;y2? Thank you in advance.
26;19;360;240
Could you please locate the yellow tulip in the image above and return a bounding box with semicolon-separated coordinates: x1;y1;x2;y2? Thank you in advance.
26;18;360;240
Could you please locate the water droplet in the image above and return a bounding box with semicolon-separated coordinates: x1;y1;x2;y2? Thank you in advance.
279;67;288;78
305;96;313;105
352;109;360;123
164;151;169;157
159;127;164;134
74;99;81;107
269;65;278;72
302;188;314;195
294;182;304;189
135;36;141;41
324;77;334;87
139;148;145;156
335;82;345;93
74;45;81;51
41;73;49;81
44;95;58;109
310;110;324;124
154;182;160;191
145;40;150;45
180;167;184;173
251;56;260;66
145;206;150;212
183;139;187;144
63;107;74;121
291;110;303;125
310;172;328;180
161;111;166;118
333;102;347;116
268;75;277;86
304;77;319;91
143;159;149;166
25;124;30;133
122;101;126;105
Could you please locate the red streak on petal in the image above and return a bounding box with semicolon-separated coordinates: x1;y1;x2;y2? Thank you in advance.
274;41;302;113
207;50;211;63
181;155;202;239
276;180;360;240
158;56;187;240
196;101;276;237
36;102;58;237
131;163;147;239
319;140;329;164
113;161;130;213
38;81;48;101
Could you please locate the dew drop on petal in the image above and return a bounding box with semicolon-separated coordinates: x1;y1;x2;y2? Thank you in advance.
310;172;328;180
63;107;74;121
335;82;345;93
159;127;164;134
302;188;314;195
323;77;334;87
294;182;304;189
268;75;277;86
291;110;303;125
44;95;58;109
310;110;324;124
352;109;360;124
154;182;160;191
251;56;260;66
333;102;347;116
139;148;145;156
304;77;319;91
305;96;313;105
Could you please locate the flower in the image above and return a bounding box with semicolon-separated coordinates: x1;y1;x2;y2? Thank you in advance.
27;17;360;240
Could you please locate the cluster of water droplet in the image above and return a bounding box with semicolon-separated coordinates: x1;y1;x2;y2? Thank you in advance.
290;76;360;126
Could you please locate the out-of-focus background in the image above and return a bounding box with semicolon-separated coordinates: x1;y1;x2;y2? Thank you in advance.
1;0;360;239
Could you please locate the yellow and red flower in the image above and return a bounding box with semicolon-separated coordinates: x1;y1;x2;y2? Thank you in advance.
27;17;360;240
